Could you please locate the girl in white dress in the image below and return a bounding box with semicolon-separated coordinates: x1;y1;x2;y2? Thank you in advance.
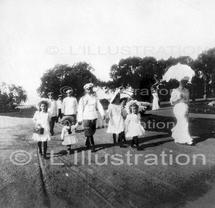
125;102;145;148
107;92;125;145
61;120;78;154
32;101;51;158
170;80;193;145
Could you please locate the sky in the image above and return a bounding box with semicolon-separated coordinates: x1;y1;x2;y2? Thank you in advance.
0;0;215;103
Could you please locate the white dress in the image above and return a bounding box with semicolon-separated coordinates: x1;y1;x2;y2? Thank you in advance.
32;111;51;142
61;125;78;145
125;113;145;138
152;92;160;110
107;104;124;134
170;89;193;145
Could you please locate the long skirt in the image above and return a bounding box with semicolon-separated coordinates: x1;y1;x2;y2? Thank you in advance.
172;102;193;144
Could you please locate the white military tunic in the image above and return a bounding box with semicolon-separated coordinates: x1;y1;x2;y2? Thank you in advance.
77;94;104;122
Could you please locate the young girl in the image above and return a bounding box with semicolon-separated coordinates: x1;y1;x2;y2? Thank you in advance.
32;100;51;159
107;92;125;146
125;102;145;148
61;119;78;154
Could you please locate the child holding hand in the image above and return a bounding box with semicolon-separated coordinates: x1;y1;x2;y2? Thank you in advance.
61;119;78;154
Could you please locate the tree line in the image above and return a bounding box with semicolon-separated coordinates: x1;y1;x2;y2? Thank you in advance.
0;82;27;112
1;47;214;112
38;47;215;102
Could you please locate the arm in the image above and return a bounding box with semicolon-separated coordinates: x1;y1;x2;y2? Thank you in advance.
183;90;190;104
71;123;78;131
62;99;65;115
74;98;78;114
124;115;130;132
107;104;112;118
97;99;105;118
137;113;142;124
61;127;66;140
32;111;38;123
54;101;58;116
77;97;84;123
170;90;181;105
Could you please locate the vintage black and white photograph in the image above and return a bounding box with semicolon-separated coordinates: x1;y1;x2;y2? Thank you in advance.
1;0;215;207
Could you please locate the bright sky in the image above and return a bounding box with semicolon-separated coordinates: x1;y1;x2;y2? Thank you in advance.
0;0;215;103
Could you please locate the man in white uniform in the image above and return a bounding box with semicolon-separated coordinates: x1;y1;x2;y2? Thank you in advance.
77;83;104;152
62;89;78;124
48;92;58;136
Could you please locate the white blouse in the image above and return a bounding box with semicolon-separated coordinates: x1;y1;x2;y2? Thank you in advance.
62;96;78;115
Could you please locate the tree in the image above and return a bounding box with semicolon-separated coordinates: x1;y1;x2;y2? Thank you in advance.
37;62;101;99
109;57;160;101
193;48;215;97
0;82;27;111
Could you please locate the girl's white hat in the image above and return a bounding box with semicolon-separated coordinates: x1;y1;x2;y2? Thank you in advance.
126;100;151;112
126;100;140;108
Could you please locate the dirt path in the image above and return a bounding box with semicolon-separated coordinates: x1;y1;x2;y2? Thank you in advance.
1;109;215;208
0;115;68;208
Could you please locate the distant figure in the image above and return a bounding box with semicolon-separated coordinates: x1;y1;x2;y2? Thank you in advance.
170;80;193;145
151;88;160;110
32;100;50;159
48;92;58;136
57;94;63;121
77;83;104;152
62;89;78;124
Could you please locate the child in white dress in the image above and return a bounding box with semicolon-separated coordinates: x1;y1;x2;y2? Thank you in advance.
125;102;145;148
61;120;78;154
107;92;125;145
32;100;51;159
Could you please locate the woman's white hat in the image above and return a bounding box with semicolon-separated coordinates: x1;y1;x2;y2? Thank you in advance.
110;89;121;104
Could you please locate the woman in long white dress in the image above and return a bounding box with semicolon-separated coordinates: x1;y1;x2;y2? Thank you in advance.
107;92;125;145
170;80;193;145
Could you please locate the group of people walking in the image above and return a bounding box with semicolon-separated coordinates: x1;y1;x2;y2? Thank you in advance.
32;83;105;158
32;79;194;159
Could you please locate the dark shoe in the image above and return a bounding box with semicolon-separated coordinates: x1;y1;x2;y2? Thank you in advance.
91;146;96;152
43;154;48;159
85;139;90;149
